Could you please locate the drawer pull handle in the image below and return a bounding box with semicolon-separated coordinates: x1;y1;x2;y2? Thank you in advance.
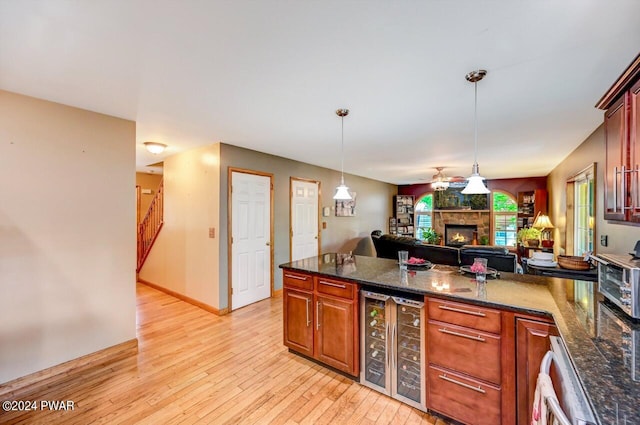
319;280;347;289
438;305;486;317
285;274;309;281
438;328;485;342
439;374;486;394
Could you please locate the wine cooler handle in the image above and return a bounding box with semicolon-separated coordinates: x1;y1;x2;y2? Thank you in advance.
391;324;397;370
306;298;311;327
439;327;486;342
438;305;486;317
439;374;486;394
386;322;390;368
316;301;321;330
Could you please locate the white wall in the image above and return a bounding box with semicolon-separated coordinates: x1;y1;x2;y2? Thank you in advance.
0;90;136;383
139;144;221;309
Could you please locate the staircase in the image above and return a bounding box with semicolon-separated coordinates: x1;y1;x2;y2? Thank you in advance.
137;180;164;272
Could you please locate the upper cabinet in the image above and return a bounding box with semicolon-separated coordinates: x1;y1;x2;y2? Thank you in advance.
597;54;640;223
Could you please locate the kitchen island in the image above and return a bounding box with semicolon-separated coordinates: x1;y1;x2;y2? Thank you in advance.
280;253;639;425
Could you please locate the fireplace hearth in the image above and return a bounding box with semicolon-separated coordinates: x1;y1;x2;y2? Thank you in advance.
444;224;477;247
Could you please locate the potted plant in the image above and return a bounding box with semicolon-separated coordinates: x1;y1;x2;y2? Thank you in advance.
517;227;541;247
420;227;441;245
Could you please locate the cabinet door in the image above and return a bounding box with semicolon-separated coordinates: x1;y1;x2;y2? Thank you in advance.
283;288;314;357
515;318;558;425
315;295;357;375
604;94;629;220
630;80;640;222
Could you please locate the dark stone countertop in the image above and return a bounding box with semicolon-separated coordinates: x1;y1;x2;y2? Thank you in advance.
280;253;640;425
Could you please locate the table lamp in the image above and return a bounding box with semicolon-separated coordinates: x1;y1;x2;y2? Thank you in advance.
532;214;554;248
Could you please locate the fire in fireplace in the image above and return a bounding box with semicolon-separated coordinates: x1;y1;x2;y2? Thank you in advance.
444;224;477;247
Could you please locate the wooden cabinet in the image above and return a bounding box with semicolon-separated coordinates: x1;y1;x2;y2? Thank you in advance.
282;271;359;376
426;297;504;425
390;195;414;236
515;316;558;425
599;54;640;222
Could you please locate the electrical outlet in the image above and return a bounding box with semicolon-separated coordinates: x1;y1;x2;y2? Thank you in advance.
209;227;215;238
600;235;608;247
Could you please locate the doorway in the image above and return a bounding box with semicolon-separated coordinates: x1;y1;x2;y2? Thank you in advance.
229;169;274;310
290;178;321;261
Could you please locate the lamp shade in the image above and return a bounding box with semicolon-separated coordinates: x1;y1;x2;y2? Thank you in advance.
144;142;167;154
461;173;490;194
532;214;554;229
333;184;352;200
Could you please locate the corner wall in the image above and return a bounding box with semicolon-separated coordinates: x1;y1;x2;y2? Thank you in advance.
138;144;221;309
0;90;136;383
219;143;396;311
548;124;640;255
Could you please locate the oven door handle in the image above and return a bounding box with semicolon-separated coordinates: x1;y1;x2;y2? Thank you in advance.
589;256;608;266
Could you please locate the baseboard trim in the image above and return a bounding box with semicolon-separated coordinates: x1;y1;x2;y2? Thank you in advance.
138;279;228;315
0;338;138;399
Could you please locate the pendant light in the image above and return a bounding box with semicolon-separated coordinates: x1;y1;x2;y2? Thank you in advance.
431;167;450;191
461;69;490;195
333;108;352;200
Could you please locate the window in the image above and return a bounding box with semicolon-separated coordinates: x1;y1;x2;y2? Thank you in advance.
574;167;595;255
492;191;517;247
415;194;433;240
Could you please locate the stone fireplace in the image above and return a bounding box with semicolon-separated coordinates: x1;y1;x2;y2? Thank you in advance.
433;211;491;246
444;224;477;247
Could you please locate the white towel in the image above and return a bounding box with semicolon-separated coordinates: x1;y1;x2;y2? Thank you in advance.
531;372;560;425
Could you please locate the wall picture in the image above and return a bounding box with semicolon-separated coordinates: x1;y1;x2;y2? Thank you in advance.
335;192;356;216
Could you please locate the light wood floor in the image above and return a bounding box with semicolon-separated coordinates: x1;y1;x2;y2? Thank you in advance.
2;283;451;424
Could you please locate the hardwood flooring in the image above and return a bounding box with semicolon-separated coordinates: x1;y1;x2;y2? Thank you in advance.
1;283;451;424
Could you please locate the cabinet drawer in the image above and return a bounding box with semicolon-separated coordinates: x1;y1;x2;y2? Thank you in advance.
428;365;501;425
315;277;355;299
427;298;501;334
283;271;313;291
428;321;501;385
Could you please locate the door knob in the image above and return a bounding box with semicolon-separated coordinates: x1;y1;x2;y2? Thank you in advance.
266;241;270;246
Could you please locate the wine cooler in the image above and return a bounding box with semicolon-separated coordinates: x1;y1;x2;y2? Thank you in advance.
360;290;426;411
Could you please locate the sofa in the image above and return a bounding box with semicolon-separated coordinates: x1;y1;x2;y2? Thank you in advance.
370;231;518;273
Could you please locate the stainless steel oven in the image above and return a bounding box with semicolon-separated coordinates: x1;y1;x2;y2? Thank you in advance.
593;253;640;319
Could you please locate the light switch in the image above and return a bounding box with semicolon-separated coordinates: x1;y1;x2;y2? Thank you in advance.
209;227;215;238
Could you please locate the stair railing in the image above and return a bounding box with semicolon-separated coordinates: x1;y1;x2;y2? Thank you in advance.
137;180;164;272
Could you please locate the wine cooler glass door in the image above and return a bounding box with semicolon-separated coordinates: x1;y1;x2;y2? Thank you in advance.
361;292;390;394
393;297;425;409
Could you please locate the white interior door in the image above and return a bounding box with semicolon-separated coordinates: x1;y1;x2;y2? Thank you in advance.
291;179;319;261
231;171;272;310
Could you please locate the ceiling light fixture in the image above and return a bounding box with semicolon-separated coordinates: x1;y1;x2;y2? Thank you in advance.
431;167;450;191
144;142;167;154
461;69;490;195
333;108;352;200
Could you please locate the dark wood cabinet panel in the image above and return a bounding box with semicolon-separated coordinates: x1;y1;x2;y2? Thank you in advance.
428;320;501;385
283;288;314;357
604;94;629;221
428;364;501;425
282;271;359;377
515;317;558;425
630;79;640;222
427;298;501;334
315;295;356;374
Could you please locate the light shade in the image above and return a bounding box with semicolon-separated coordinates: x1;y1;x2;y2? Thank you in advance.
461;173;490;194
144;142;167;154
333;183;352;200
533;214;554;229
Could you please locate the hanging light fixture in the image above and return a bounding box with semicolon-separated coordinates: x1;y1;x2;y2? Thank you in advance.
333;108;352;200
431;167;450;191
461;69;490;195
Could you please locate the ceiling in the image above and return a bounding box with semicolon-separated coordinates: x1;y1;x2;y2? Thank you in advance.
1;1;639;184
